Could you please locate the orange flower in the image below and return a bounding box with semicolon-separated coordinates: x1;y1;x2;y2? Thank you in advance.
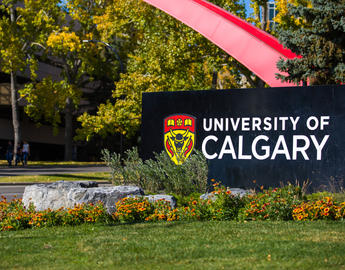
192;200;197;205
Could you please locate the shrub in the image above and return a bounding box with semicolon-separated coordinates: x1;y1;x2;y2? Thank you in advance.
171;192;203;208
207;180;245;221
114;197;154;223
0;197;113;231
163;181;245;221
29;208;63;228
239;185;303;221
145;199;180;222
101;147;208;196
61;202;111;226
101;149;122;184
0;196;33;231
307;191;345;204
292;197;345;221
142;150;208;196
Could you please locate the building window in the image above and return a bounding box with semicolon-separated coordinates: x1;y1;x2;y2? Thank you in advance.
267;2;278;29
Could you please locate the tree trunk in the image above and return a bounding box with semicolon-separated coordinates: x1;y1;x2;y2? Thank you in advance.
10;71;22;158
211;70;218;89
261;2;268;31
9;6;21;158
64;97;73;161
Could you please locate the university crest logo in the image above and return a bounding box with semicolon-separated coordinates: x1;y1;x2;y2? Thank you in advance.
164;114;196;165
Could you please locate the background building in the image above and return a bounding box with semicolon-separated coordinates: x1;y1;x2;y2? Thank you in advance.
0;61;120;161
267;1;278;29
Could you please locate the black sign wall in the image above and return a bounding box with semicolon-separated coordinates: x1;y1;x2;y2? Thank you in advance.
141;85;345;189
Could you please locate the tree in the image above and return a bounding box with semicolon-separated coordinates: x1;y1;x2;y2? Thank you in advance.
249;0;269;31
276;0;345;85
76;0;268;140
0;0;61;157
20;0;121;160
274;0;311;29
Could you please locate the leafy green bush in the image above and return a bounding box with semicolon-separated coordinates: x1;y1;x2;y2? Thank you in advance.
0;197;33;231
171;192;203;208
145;199;179;222
101;147;208;196
306;191;345;204
113;197;154;223
207;180;246;221
239;185;303;221
165;181;245;221
101;149;123;184
292;197;345;221
0;196;112;231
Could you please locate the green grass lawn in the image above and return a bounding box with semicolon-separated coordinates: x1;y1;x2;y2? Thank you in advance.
0;172;111;183
0;221;344;270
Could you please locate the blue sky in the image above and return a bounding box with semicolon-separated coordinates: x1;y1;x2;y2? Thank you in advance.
242;0;253;16
243;0;275;17
243;0;252;14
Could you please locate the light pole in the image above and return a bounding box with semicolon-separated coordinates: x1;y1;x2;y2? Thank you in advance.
82;39;124;73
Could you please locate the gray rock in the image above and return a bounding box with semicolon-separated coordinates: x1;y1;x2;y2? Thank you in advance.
200;192;216;201
230;188;251;197
144;195;177;209
126;194;177;209
200;188;250;201
23;181;144;214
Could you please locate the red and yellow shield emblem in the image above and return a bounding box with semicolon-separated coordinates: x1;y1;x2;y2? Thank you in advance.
164;114;196;165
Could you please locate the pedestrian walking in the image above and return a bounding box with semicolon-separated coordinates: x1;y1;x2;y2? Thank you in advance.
22;141;30;166
15;144;22;166
5;141;13;166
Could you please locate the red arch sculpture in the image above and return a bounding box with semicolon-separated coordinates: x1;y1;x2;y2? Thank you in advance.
142;0;298;87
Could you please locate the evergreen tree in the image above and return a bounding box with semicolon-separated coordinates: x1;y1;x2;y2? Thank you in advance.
276;0;345;85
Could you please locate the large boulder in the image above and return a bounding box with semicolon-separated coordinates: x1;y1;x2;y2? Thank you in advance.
22;181;144;214
126;194;177;209
200;188;250;201
145;195;177;209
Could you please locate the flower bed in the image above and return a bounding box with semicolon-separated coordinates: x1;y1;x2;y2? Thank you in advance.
1;182;345;231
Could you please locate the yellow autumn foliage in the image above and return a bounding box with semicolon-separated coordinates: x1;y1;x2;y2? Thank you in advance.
47;31;82;53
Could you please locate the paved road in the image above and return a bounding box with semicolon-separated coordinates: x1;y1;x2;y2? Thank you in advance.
0;165;110;177
0;185;26;201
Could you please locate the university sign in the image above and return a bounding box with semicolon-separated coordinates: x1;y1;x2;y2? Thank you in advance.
201;116;330;161
142;85;345;189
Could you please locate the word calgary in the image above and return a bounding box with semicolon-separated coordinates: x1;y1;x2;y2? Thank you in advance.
201;116;330;161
